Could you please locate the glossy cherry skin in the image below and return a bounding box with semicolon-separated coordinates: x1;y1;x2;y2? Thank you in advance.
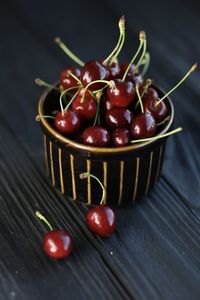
80;61;109;91
54;110;81;135
72;89;97;121
144;87;159;99
43;230;73;259
108;62;121;79
107;80;135;107
86;205;116;237
112;128;131;147
143;98;168;122
105;107;132;130
131;112;156;138
120;63;136;78
101;93;114;112
82;126;110;147
130;73;143;86
60;67;81;89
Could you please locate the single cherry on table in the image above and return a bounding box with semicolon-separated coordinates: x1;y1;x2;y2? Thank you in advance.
35;211;73;259
79;172;116;237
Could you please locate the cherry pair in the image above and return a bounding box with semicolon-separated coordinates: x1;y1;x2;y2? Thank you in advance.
35;173;116;259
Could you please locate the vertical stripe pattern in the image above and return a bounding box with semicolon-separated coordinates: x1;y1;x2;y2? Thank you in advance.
86;160;91;205
118;161;124;205
133;157;140;201
103;162;107;204
43;135;50;176
58;148;64;194
49;141;55;186
70;154;76;200
145;152;153;196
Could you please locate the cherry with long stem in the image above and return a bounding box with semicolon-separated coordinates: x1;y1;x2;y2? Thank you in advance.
55;37;84;67
103;16;125;66
134;79;152;110
79;173;116;237
122;31;146;81
67;71;82;85
81;80;111;103
156;63;197;107
131;127;183;143
35;211;73;259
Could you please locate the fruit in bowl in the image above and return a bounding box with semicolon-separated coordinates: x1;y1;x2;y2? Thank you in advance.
36;16;196;206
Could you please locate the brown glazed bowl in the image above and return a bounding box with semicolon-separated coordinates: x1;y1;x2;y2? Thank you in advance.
38;85;174;206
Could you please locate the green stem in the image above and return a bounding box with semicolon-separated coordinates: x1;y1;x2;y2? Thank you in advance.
156;115;171;126
67;71;82;85
59;86;80;116
79;172;106;205
36;115;55;121
135;84;144;113
122;31;145;81
81;80;110;103
64;89;80;112
134;36;147;70
55;37;84;67
156;63;197;106
93;92;102;126
103;16;125;65
131;127;183;144
35;211;53;231
35;78;60;91
140;52;150;76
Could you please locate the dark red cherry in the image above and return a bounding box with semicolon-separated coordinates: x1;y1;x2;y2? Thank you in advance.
143;98;168;122
144;87;159;99
120;63;136;78
82;126;110;147
80;61;110;91
107;80;135;107
112;128;131;147
54;110;81;135
43;229;73;259
60;67;81;89
86;205;116;237
72;89;97;121
101;93;114;112
108;62;121;79
105;107;132;130
131;112;156;138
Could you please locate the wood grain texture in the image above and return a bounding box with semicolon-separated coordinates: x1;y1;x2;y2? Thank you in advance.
0;0;200;299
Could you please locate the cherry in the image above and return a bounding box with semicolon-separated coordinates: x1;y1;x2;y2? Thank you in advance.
105;107;132;130
143;97;168;122
43;230;73;259
143;87;159;99
130;73;143;86
60;67;81;89
82;126;110;147
35;211;73;259
107;80;135;107
108;61;121;79
101;94;114;112
86;205;116;237
80;61;110;91
72;89;97;121
131;112;156;138
120;63;136;78
79;172;116;237
112;128;131;147
54;110;81;135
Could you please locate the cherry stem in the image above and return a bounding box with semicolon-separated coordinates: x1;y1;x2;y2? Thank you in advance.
81;80;111;103
79;172;106;205
131;127;183;144
156;63;197;106
122;31;146;81
35;78;60;91
55;37;84;67
135;84;144;113
103;16;125;65
36;115;55;121
93;91;102;126
64;89;80;112
67;71;82;85
35;211;53;231
59;86;80;116
134;34;147;70
157;115;171;126
140;52;151;76
141;79;152;98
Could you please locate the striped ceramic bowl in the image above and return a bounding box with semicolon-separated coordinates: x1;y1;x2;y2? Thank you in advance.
38;85;174;206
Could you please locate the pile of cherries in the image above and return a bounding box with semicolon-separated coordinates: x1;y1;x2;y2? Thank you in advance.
36;16;196;147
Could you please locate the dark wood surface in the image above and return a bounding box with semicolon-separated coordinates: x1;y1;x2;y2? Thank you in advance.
0;0;200;299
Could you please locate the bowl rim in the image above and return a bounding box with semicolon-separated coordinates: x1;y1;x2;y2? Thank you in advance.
38;84;174;154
